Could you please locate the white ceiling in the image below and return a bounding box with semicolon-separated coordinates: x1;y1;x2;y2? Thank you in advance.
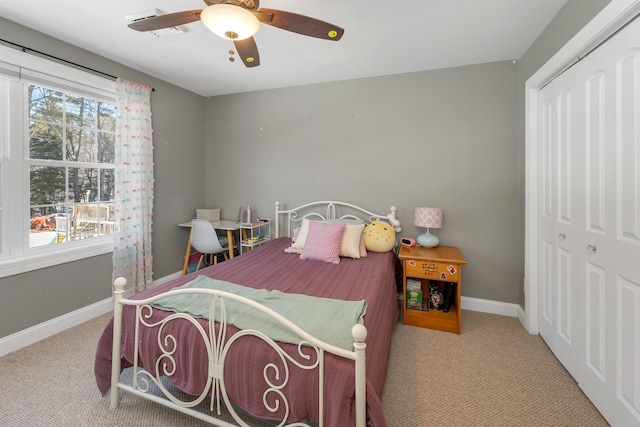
0;0;568;97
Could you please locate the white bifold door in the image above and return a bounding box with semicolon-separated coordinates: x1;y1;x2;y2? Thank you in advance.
538;16;640;427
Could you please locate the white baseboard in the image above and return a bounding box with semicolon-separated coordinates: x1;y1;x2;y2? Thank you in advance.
0;271;184;357
0;297;113;357
461;296;520;318
1;271;525;357
155;271;182;285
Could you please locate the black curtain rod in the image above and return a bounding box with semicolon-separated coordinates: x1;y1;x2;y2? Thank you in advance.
0;38;155;91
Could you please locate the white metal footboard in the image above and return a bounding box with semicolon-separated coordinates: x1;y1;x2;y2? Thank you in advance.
109;277;367;427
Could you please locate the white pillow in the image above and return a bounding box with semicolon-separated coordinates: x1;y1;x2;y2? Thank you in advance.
340;223;365;259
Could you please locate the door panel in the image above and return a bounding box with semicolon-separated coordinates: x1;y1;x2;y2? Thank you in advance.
585;261;606;381
617;52;640;246
539;59;582;380
617;275;640;420
585;72;606;236
556;247;574;343
557;90;573;226
539;87;558;346
541;239;554;325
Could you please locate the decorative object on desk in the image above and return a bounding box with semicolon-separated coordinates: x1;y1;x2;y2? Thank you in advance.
429;281;444;310
237;205;255;223
414;207;442;248
196;208;220;221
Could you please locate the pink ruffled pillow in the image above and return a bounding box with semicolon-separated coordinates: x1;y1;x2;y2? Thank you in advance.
300;221;346;264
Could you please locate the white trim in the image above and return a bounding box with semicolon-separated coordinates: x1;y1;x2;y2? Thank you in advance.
523;0;640;334
518;305;530;332
155;270;182;285
461;296;519;318
0;238;113;278
0;297;113;357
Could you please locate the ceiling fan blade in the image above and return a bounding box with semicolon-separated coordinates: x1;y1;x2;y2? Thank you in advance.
257;8;344;41
128;10;202;32
233;37;260;68
250;10;273;24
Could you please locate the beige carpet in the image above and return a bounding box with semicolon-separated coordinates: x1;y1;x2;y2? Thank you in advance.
0;310;608;426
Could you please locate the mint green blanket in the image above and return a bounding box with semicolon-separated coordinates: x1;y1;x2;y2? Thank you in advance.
151;275;367;351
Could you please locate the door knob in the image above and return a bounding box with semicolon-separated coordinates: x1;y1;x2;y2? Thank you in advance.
558;233;566;241
587;244;597;253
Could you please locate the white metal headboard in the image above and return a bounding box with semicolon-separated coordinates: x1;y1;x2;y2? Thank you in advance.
274;201;400;238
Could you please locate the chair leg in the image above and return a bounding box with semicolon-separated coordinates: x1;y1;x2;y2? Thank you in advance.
195;252;228;269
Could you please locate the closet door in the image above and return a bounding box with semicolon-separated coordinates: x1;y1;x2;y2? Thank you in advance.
538;16;640;426
538;69;582;380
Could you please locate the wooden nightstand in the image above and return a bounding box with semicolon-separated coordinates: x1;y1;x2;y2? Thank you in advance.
398;245;467;334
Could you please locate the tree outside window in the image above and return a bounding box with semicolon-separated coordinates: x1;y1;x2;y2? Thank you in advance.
27;84;115;247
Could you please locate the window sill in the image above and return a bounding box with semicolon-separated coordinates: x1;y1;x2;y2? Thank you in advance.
0;237;112;279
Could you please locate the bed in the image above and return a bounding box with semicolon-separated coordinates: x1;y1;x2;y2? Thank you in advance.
95;201;402;427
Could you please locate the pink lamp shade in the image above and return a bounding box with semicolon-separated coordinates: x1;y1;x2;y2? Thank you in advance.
414;207;442;247
414;207;442;229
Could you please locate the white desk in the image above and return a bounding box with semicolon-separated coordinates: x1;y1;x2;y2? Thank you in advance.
179;220;242;275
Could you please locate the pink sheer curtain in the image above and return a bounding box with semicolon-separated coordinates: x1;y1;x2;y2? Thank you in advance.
112;79;154;297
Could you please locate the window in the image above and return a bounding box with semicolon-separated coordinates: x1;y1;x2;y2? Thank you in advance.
28;84;115;246
0;45;117;277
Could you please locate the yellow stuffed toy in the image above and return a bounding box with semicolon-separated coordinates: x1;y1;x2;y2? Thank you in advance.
363;221;396;252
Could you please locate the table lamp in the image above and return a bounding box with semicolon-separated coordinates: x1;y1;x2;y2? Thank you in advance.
414;207;442;248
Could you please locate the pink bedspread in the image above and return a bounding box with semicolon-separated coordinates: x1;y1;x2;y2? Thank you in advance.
95;237;400;426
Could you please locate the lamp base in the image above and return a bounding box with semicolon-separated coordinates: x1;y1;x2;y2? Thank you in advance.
416;232;439;248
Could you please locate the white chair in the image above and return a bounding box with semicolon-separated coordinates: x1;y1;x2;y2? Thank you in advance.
190;219;229;271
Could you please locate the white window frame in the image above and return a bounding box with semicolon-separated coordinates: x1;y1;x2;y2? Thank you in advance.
0;45;117;278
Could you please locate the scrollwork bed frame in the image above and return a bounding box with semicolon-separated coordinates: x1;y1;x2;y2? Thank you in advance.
108;200;400;427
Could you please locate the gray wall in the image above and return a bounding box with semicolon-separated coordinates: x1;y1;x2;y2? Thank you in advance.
0;18;206;338
205;61;522;303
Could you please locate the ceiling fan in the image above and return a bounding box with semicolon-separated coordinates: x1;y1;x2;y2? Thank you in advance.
127;0;345;68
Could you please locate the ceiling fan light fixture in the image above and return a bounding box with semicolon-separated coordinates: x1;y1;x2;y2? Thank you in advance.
201;4;260;41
